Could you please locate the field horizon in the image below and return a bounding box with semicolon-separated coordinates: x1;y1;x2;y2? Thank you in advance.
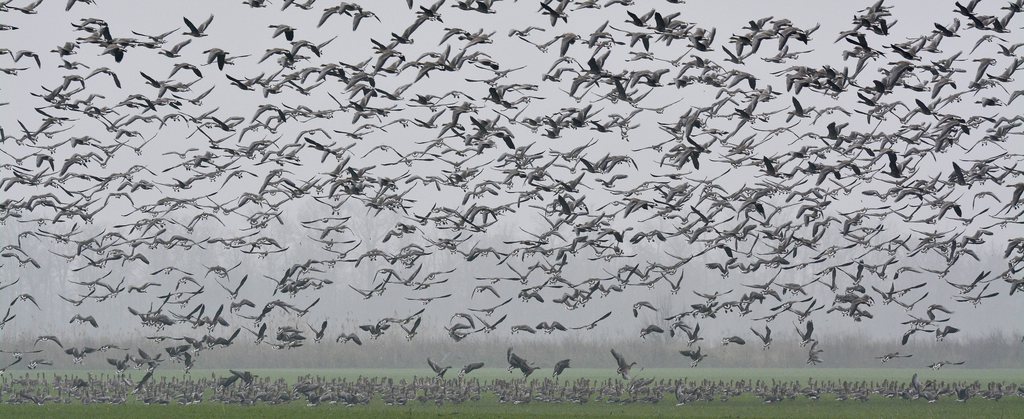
3;368;1021;418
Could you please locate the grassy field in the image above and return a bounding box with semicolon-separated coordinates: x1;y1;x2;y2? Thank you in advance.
19;367;1024;382
2;396;1023;419
2;368;1021;418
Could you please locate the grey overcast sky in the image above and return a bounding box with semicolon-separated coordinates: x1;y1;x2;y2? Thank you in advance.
0;0;1021;356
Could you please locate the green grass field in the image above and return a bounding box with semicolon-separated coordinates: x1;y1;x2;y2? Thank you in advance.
2;368;1021;418
20;367;1024;382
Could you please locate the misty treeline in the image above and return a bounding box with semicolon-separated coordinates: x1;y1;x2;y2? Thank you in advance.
1;165;1021;369
1;329;1021;370
1;206;1022;371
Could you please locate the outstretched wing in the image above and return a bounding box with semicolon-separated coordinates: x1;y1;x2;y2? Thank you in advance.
610;348;625;369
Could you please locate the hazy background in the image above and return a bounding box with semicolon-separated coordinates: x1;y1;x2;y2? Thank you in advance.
0;0;1021;369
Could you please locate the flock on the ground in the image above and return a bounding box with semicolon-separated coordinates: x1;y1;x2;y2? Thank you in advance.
0;366;1021;406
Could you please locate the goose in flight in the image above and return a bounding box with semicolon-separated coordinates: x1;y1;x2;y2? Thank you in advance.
427;357;451;379
639;324;664;339
796;320;815;347
33;336;63;349
458;362;484;378
64;346;96;364
610;348;637;379
678;322;703;347
506;347;537;377
679;346;707;368
632;301;656;317
721;336;746;346
750;325;772;350
806;341;824;365
183;15;215;38
552;358;571;377
70;314;99;328
875;352;912;363
928;360;965;370
0;348;42;360
335;333;362;346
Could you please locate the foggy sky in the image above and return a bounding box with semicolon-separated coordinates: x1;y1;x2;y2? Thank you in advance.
0;0;1021;359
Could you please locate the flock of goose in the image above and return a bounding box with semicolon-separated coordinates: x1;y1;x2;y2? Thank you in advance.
1;369;1022;406
0;0;1023;405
